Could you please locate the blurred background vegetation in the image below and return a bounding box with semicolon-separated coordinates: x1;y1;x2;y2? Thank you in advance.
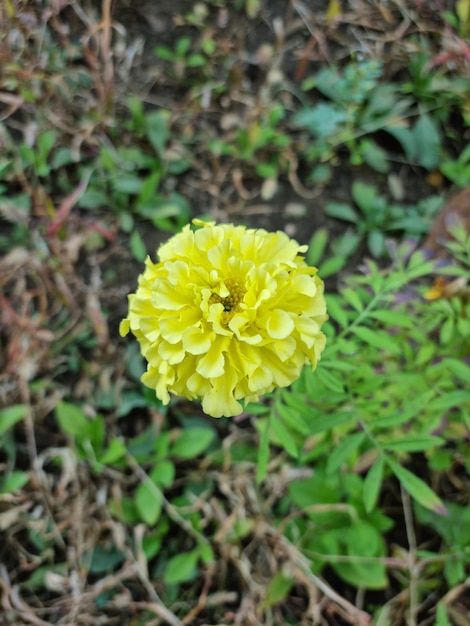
0;1;469;625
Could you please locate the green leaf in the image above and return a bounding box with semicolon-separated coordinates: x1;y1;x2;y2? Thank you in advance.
135;479;163;526
351;181;378;213
171;426;216;459
112;175;143;195
261;571;294;609
307;228;329;266
130;230;147;262
325;201;358;223
342;288;364;313
257;416;271;483
55;402;92;441
363;457;384;513
0;405;27;436
368;310;413;328
271;412;299;458
367;230;386;258
327;432;366;474
429;390;470;412
435;602;452;626
276;397;310;436
151;460;175;487
351;327;401;355
309;411;354;434
90;545;125;574
146;110;170;155
413;112;441;170
318;255;347;278
334;521;388;589
384;435;445;453
315;367;345;393
1;471;29;494
388;460;446;514
98;438;126;465
164;550;199;585
326;294;350;328
293;104;347;138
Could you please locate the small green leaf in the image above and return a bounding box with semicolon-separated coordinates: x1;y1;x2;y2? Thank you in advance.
135;479;163;526
271;412;299;458
307;228;329;266
261;571;294;609
388;460;446;514
171;426;216;459
327;432;366;474
342;288;364;313
55;402;92;440
309;411;353;434
0;405;27;436
130;230;147;262
351;327;401;355
1;471;29;494
257;416;271;483
98;438;126;465
351;181;378;213
435;602;452;626
164;550;199;585
363;457;384;513
325;201;359;223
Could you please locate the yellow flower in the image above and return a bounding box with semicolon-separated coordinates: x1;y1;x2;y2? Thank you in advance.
120;221;328;417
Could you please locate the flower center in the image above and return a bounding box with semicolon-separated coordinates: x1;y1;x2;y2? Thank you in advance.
209;277;246;320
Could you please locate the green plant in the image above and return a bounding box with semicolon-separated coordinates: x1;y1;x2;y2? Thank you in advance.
325;181;443;258
292;59;413;172
155;36;216;80
254;237;469;593
440;143;470;187
209;103;292;180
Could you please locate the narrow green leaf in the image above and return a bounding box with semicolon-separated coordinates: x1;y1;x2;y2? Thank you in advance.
271;412;298;458
429;390;470;412
309;411;354;434
342;288;364;313
135;479;163;526
363;457;384;513
388;460;446;514
257;416;271;483
326;294;350;328
384;435;445;453
351;326;401;355
435;602;452;626
307;228;329;266
130;230;147;262
315;367;345;393
414;112;441;170
369;310;413;328
327;432;366;474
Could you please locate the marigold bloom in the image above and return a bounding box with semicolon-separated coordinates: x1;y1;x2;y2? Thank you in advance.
120;221;328;417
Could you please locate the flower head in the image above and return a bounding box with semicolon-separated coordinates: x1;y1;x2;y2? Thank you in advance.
120;221;328;417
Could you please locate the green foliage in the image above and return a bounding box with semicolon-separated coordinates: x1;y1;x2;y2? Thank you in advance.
325;181;443;257
257;236;470;589
293;59;413;171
